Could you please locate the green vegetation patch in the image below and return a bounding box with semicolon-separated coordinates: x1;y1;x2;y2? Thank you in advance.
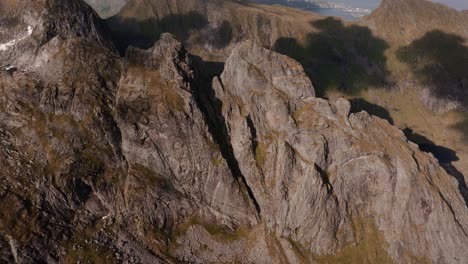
130;163;171;190
171;216;248;244
143;68;186;113
315;217;394;264
255;142;269;167
64;225;116;264
287;236;311;264
293;104;312;124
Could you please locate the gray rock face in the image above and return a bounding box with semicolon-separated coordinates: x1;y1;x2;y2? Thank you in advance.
209;40;468;263
0;0;467;263
116;33;258;229
0;0;114;70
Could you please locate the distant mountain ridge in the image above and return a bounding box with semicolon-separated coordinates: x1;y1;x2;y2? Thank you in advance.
84;0;128;18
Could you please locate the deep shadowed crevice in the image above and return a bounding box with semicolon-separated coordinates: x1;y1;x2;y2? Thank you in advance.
274;17;390;97
350;98;394;125
314;164;333;194
403;128;468;206
246;115;258;156
189;55;262;217
72;178;92;203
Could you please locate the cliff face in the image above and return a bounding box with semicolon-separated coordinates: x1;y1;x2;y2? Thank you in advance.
1;0;468;263
0;0;114;73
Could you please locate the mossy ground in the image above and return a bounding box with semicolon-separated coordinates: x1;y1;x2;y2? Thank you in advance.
255;142;269;167
127;65;186;113
315;217;394;264
170;216;249;245
64;225;116;264
130;163;171;190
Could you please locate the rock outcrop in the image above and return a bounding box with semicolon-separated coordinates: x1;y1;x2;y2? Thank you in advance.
207;40;468;263
0;0;467;263
1;0;114;68
116;33;258;229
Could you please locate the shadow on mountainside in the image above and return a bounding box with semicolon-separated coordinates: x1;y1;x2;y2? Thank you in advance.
274;17;391;97
106;12;233;55
396;30;468;106
397;30;468;142
403;128;468;206
349;98;394;125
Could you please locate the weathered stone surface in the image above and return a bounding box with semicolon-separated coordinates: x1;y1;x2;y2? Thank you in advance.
116;33;258;229
0;0;114;70
210;40;468;263
0;0;467;263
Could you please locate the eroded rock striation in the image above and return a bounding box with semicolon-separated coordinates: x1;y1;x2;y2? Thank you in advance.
0;0;467;263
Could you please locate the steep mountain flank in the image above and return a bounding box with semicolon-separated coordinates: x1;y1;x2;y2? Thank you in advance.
1;0;468;263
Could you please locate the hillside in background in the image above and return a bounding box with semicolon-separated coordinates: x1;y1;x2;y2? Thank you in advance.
84;0;128;18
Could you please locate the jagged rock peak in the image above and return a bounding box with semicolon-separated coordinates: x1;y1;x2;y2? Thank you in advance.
41;0;114;46
0;0;114;55
123;33;194;99
222;40;315;100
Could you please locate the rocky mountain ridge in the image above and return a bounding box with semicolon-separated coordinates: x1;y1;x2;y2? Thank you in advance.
0;0;467;263
106;0;468;180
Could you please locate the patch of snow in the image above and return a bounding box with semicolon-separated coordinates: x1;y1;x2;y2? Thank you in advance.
0;39;17;51
7;235;19;264
0;25;34;52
